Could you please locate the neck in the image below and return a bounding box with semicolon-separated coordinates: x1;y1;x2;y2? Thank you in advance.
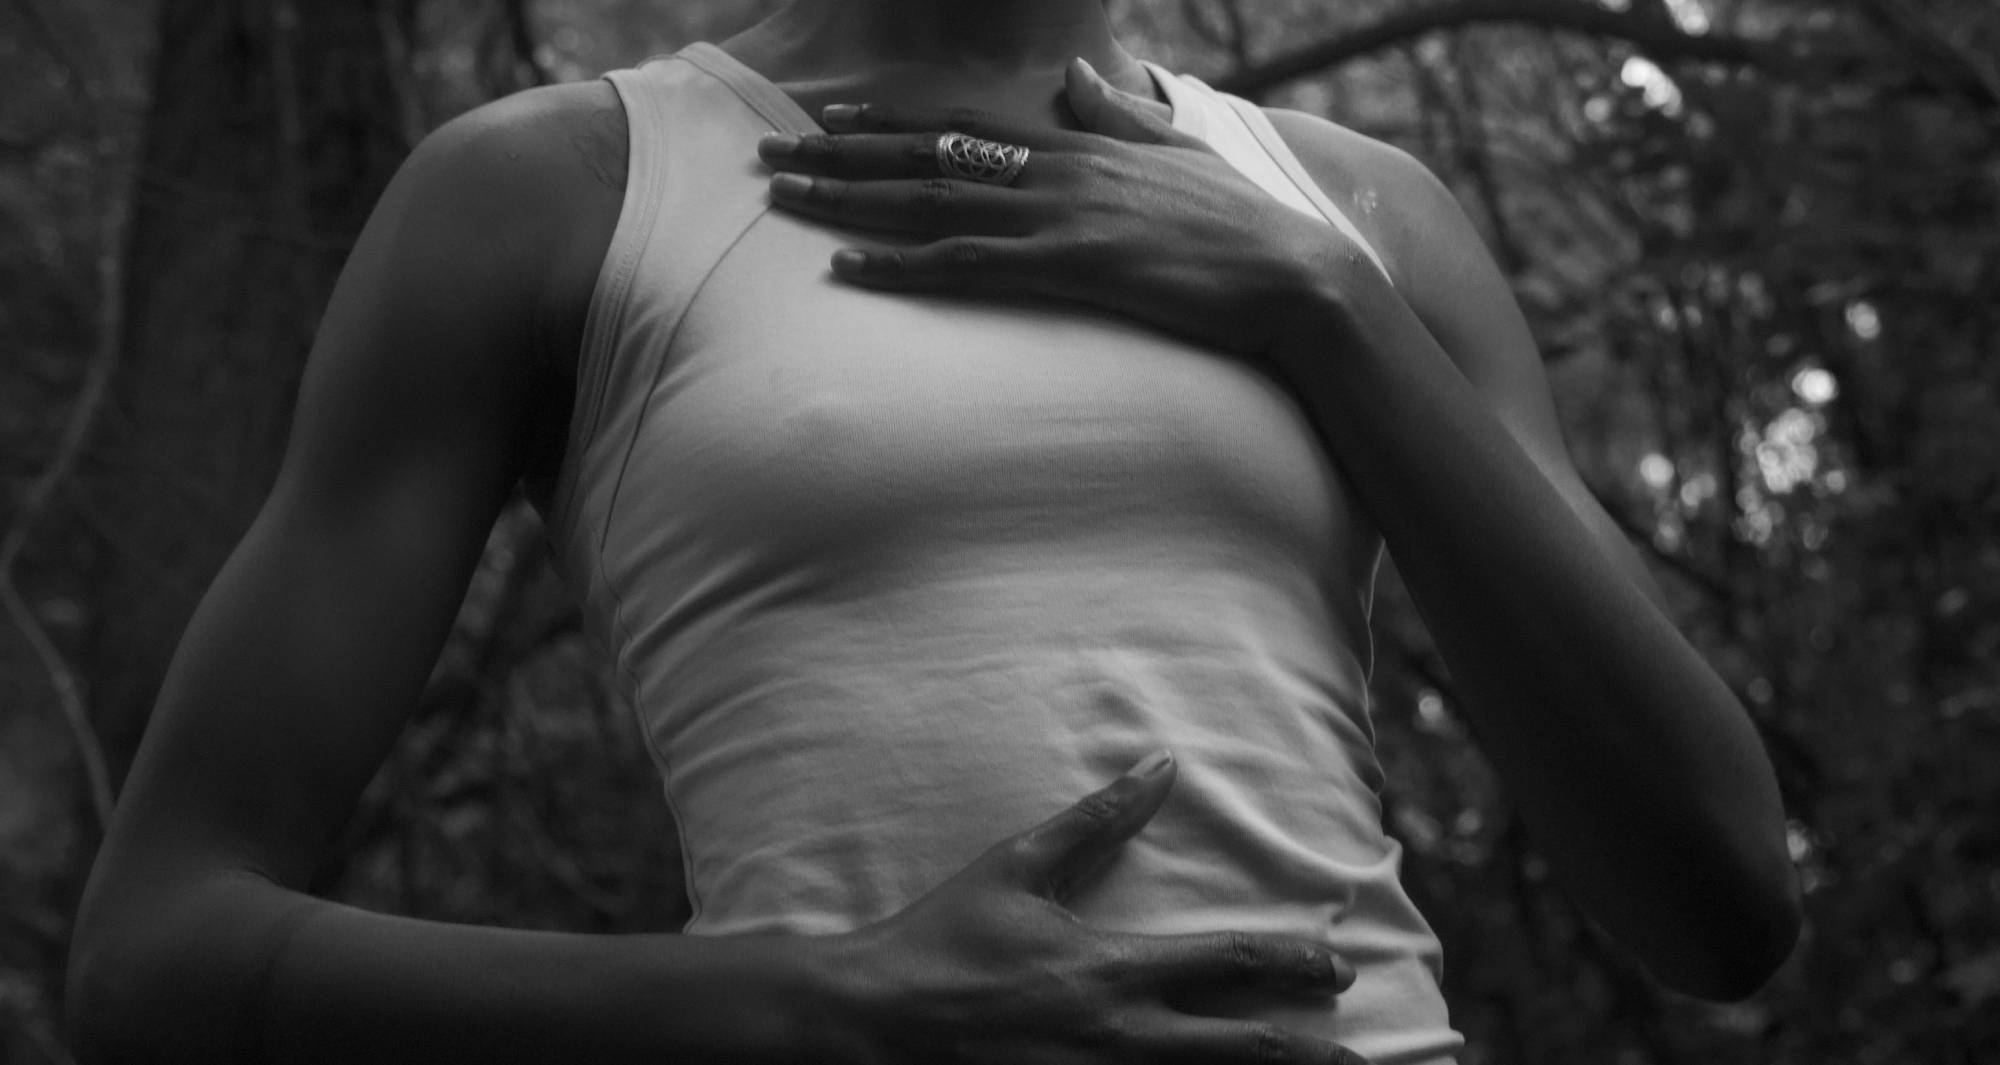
749;0;1124;73
721;0;1154;100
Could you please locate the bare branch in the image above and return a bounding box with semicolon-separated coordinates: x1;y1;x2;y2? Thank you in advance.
0;352;121;579
0;584;112;825
0;128;59;158
10;0;104;107
1445;34;1529;275
1852;0;2000;110
1585;481;1735;603
0;203;124;828
374;0;428;151
1211;0;1789;98
0;0;132;831
506;0;551;86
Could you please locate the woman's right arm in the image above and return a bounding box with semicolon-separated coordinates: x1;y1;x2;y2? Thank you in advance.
64;86;835;1064
66;80;1376;1065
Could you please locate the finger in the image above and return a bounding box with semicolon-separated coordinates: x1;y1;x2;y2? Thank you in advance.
768;173;1026;237
757;131;939;180
1063;56;1199;150
1125;1008;1374;1065
821;101;1083;153
1131;929;1357;999
829;234;1059;295
989;750;1177;903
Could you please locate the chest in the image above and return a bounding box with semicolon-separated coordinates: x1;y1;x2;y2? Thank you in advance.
597;208;1365;587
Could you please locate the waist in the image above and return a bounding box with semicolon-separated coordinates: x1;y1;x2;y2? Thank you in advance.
619;573;1453;1062
637;585;1388;929
665;700;1457;1064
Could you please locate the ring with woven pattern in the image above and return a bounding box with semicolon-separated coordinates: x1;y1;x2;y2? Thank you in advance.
934;132;1030;186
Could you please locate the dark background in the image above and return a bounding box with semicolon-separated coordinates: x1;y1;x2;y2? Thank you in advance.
3;0;1996;1061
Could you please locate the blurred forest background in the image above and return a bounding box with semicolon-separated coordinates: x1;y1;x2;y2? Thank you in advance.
2;0;1996;1061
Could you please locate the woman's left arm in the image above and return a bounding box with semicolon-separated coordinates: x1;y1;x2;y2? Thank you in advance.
1254;113;1801;1003
760;60;1801;1001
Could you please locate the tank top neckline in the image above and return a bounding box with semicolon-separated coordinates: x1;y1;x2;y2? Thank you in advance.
677;40;1203;141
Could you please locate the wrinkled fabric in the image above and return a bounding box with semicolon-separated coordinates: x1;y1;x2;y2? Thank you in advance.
546;42;1462;1065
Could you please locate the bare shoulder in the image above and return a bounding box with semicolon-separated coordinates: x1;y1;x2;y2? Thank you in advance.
381;79;632;512
411;79;629;214
1262;105;1563;447
485;78;629;192
1259;107;1459;287
365;80;629;309
1258;107;1416;179
419;79;632;307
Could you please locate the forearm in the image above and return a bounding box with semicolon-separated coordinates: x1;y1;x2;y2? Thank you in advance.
69;871;837;1065
1267;258;1798;997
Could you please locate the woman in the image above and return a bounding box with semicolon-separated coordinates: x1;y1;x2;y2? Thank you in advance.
66;1;1801;1063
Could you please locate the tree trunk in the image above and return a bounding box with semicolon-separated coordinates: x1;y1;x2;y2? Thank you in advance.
79;0;407;788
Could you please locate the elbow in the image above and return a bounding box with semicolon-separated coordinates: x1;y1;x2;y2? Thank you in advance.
1669;909;1801;1002
66;904;141;1065
65;867;227;1064
68;863;301;1065
1733;865;1806;999
1655;855;1804;1002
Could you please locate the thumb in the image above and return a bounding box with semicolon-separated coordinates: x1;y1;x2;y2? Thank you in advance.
1004;749;1177;903
1065;56;1181;146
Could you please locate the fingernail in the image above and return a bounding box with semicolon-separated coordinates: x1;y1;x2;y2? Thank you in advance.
822;103;860;126
1126;749;1173;778
770;172;811;197
759;132;800;157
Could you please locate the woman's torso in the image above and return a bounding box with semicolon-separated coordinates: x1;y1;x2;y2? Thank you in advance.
525;43;1462;1065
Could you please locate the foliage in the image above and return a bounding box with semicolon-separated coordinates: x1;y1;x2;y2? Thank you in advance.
1342;3;2000;1060
2;1;1994;1063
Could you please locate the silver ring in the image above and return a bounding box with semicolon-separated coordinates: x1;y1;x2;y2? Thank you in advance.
934;132;1030;186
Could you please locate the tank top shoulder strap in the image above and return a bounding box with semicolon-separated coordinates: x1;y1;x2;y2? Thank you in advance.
550;47;779;549
1138;63;1392;284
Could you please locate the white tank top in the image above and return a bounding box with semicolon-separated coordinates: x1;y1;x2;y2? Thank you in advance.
547;42;1462;1065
